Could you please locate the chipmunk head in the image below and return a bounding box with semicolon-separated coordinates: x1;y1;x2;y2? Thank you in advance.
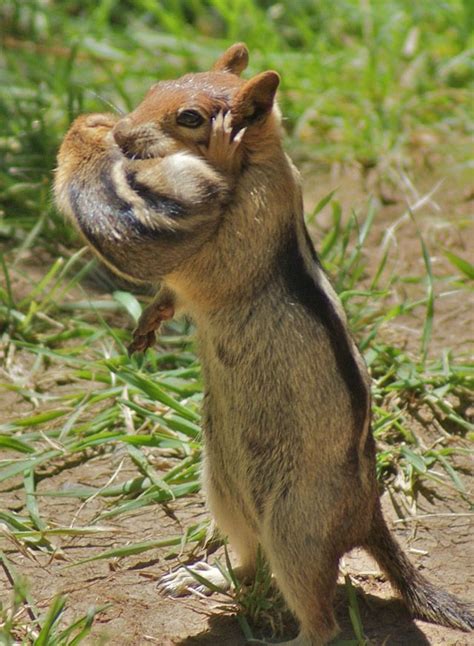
113;43;281;161
55;43;285;292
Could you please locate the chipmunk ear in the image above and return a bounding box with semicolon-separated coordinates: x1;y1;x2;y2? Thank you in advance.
231;70;280;127
212;42;249;75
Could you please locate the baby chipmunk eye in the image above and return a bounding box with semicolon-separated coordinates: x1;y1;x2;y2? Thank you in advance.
176;109;205;128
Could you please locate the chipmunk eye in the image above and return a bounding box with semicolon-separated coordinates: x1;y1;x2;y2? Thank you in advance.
176;109;205;128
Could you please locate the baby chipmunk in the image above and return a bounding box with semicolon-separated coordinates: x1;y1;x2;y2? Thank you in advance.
54;43;473;645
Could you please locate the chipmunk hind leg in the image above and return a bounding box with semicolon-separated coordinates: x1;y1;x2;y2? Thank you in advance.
205;475;259;582
268;557;340;646
261;498;341;646
159;477;258;597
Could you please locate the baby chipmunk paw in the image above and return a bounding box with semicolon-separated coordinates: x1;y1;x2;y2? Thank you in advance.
127;330;156;354
201;110;246;174
158;561;231;597
128;298;175;354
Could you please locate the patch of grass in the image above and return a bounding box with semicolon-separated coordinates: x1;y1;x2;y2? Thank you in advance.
0;1;473;643
0;552;106;644
233;548;293;641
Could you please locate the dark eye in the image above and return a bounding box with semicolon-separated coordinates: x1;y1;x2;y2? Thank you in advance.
176;109;205;128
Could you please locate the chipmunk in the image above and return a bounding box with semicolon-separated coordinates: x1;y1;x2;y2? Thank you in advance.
54;43;473;645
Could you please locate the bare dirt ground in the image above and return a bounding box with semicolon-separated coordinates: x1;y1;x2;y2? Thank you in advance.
1;163;473;645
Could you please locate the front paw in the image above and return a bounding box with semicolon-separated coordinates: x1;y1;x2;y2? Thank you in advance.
202;111;245;174
128;297;174;355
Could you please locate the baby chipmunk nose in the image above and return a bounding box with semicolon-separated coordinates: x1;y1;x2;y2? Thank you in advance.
112;117;134;151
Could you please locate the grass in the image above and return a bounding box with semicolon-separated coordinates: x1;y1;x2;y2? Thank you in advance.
0;0;473;643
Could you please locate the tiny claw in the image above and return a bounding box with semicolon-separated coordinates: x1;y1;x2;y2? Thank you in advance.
233;127;247;144
222;111;233;133
213;110;225;129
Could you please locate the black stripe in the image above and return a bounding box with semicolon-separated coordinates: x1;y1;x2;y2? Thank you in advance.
279;226;369;440
68;173;188;244
67;181;129;256
126;171;187;219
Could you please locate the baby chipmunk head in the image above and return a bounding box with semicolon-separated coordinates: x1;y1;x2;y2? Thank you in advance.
112;43;281;161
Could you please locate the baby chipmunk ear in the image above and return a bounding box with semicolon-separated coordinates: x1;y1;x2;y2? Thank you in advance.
212;42;249;75
231;70;280;127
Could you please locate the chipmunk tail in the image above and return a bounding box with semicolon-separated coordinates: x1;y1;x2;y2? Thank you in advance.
365;504;474;632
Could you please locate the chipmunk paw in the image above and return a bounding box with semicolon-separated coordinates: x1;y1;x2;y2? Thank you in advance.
128;298;175;355
203;110;246;173
158;561;230;597
127;330;156;354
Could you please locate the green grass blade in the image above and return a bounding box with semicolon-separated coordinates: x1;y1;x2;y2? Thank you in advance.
24;470;46;531
443;250;474;280
68;524;206;566
344;575;366;644
114;369;200;422
35;594;67;646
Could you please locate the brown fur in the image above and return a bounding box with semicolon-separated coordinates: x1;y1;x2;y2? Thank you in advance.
54;44;473;645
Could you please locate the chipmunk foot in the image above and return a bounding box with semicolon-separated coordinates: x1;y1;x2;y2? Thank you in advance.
158;561;231;597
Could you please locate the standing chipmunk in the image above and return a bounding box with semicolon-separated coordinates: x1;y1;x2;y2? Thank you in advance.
54;44;473;645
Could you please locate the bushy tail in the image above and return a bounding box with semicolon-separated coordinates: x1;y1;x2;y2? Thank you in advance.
365;504;474;632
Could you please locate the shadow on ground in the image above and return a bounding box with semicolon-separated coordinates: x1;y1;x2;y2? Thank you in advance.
177;584;432;645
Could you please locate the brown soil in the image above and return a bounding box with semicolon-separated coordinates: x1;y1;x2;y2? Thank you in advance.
1;164;473;645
